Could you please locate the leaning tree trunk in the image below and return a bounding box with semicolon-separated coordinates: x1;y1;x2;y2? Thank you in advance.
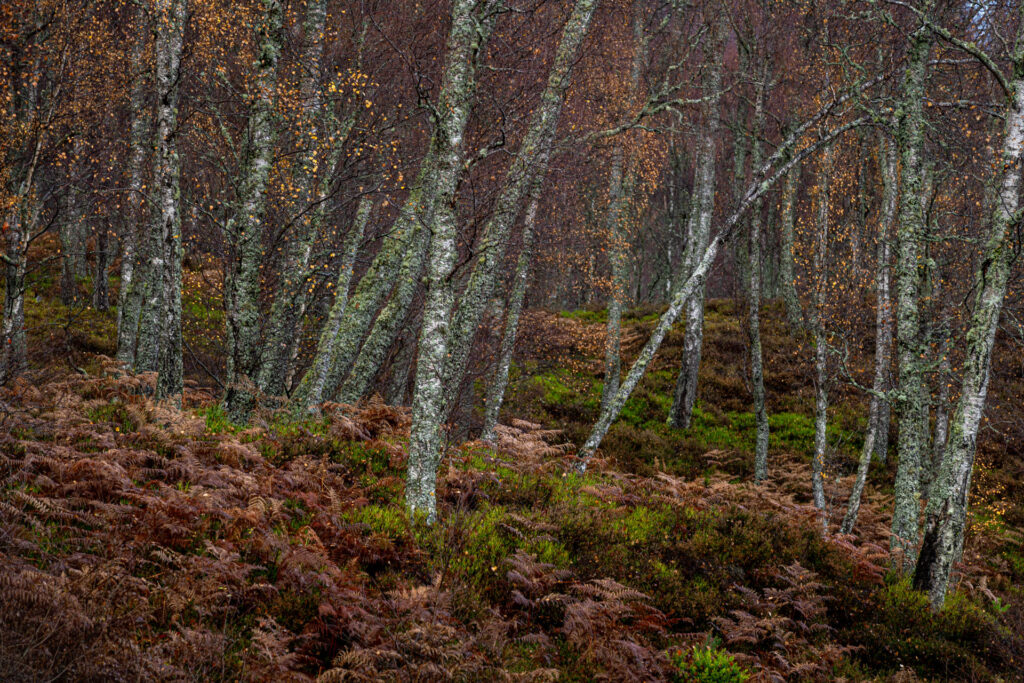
222;0;285;422
406;0;499;522
116;3;150;365
439;0;599;416
480;169;545;441
667;13;725;430
891;25;934;568
291;196;373;409
255;0;344;398
136;0;188;405
810;144;833;521
841;132;898;534
913;27;1024;606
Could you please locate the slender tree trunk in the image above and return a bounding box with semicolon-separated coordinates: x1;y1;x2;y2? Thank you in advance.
600;146;626;413
1;201;32;384
779;161;803;327
841;132;898;534
599;5;645;415
913;28;1024;604
439;0;599;415
93;225;110;310
255;0;340;398
406;0;499;522
667;13;725;430
116;4;150;365
810;145;833;520
222;0;285;421
336;222;431;403
59;137;85;307
749;65;770;483
116;9;149;362
891;25;934;568
136;0;188;406
480;173;544;441
292;196;373;409
385;325;416;407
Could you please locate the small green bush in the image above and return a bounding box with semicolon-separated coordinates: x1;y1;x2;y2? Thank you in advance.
670;644;750;683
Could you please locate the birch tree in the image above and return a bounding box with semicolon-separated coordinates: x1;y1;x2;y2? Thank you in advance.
292;196;373;409
749;62;771;483
578;72;880;467
439;0;599;413
810;142;833;519
841;131;898;534
667;10;726;429
115;3;150;365
405;0;501;522
913;5;1024;607
135;0;188;404
890;20;934;568
222;0;285;422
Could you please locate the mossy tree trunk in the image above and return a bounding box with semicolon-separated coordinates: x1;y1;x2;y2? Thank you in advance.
891;23;934;568
749;62;771;484
810;144;833;520
222;0;285;422
291;196;373;409
439;0;599;417
136;0;188;405
914;13;1024;606
406;0;501;522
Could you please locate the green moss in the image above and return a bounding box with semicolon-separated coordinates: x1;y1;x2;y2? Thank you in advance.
612;505;673;546
350;503;410;541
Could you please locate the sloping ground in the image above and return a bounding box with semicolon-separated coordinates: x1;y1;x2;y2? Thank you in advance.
0;351;1021;682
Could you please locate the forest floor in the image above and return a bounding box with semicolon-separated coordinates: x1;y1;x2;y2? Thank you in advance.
2;264;1024;681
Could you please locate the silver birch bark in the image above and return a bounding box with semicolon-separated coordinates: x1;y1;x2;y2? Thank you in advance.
406;0;497;522
439;0;599;412
299;159;437;406
599;5;644;415
841;132;898;534
749;65;770;483
291;196;373;409
222;0;285;421
810;145;833;519
255;0;337;397
913;18;1024;606
335;221;431;403
667;13;725;430
116;3;150;364
779;161;802;327
136;0;187;405
891;25;934;567
600;144;626;414
480;171;545;441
